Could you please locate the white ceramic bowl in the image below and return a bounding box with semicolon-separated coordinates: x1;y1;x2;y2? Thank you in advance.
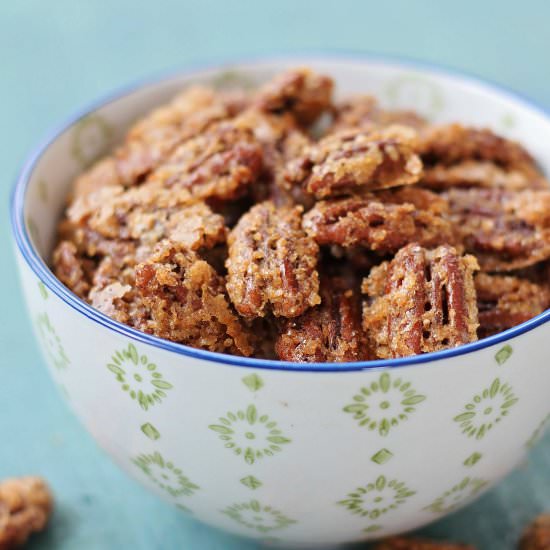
11;55;550;547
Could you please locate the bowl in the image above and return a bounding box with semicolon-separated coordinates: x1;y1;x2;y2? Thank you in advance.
11;54;550;547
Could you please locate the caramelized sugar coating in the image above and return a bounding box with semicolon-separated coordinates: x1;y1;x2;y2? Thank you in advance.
374;537;475;550
0;477;53;550
445;188;550;271
53;68;550;361
422;160;549;191
303;191;455;253
226;201;320;318
331;95;427;133
363;244;479;359
519;514;550;550
475;272;550;338
285;126;423;199
419;124;540;171
68;182;226;249
255;67;334;126
73;86;243;198
275;276;366;362
135;240;253;355
146;121;263;200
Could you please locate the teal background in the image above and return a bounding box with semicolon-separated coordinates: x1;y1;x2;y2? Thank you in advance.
2;1;549;548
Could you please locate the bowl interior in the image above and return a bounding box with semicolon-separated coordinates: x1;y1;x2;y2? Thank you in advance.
17;56;550;267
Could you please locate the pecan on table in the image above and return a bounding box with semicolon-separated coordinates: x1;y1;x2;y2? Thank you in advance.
519;514;550;550
374;536;476;550
363;243;479;359
285;126;423;199
226;201;320;318
0;477;52;550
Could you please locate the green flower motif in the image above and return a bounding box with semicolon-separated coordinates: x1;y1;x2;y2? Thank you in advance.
454;378;518;439
107;343;172;410
36;313;70;370
38;281;48;300
71;114;113;167
133;451;199;497
37;179;48;203
343;373;426;436
495;345;513;365
240;475;262;490
242;373;264;392
338;476;415;520
425;476;487;514
385;75;444;118
210;70;258;90
27;216;40;250
209;405;290;464
526;413;550;449
222;499;296;533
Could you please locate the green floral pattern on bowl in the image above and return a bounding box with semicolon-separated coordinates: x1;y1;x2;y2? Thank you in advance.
222;499;296;533
209;405;291;464
107;343;173;410
343;373;426;436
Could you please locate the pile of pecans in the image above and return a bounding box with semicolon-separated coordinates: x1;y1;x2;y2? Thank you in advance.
53;68;550;362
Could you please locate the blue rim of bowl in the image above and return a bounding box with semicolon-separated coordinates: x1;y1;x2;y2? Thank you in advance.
11;50;550;372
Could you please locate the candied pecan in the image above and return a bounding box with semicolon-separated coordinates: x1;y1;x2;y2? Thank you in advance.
445;188;550;271
73;86;240;198
285;126;423;198
147;121;263;200
418;124;540;171
255;68;333;126
363;244;479;358
226;201;320;318
135;240;253;355
52;240;94;298
235;109;313;208
374;537;475;550
475;272;550;338
519;514;550;550
74;183;227;250
422;160;549;191
275;276;367;362
303;194;455;253
331;95;427;133
0;477;52;549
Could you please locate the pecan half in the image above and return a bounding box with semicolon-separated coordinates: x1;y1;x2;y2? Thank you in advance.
73;86;242;198
445;188;550;271
422;160;549;191
146;121;263;200
519;514;550;550
476;272;550;338
255;68;334;126
363;244;479;358
226;201;320;318
275;276;367;362
0;477;53;550
285;126;423;198
374;537;476;550
134;240;253;355
331;95;427;133
418;124;540;171
303;194;455;253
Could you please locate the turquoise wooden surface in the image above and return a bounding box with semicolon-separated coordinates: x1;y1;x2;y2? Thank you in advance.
1;1;548;548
